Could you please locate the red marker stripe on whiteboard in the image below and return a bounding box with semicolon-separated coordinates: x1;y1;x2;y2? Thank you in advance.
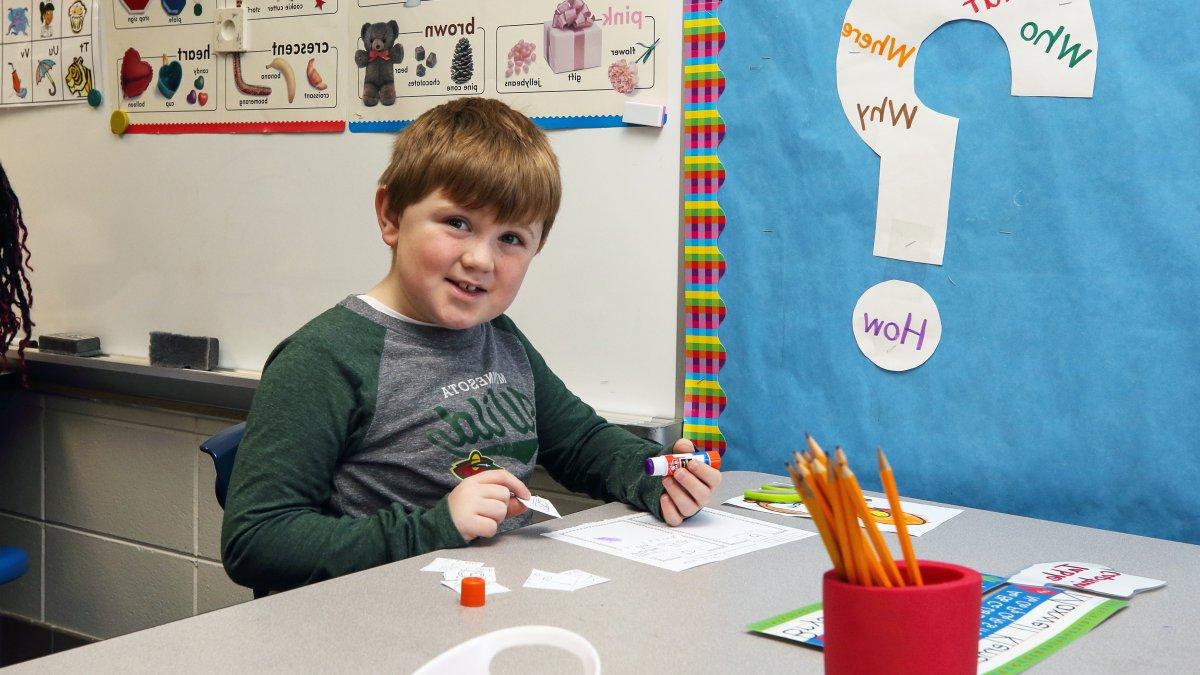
124;120;346;134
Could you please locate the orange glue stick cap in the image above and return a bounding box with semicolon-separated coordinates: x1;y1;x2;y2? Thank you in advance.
460;576;486;607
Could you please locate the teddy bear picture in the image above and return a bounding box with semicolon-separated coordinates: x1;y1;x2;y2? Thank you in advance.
355;21;404;106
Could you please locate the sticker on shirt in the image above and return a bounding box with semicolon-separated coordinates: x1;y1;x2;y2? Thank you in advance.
450;450;503;479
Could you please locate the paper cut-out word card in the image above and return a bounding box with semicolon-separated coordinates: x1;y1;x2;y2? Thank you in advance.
750;584;1126;674
346;0;667;131
519;495;561;518
106;0;344;132
523;569;608;591
1008;562;1166;599
442;566;496;583
852;279;942;371
836;0;1097;266
441;578;510;595
544;508;815;572
423;558;511;595
2;0;102;109
724;491;961;537
419;557;485;574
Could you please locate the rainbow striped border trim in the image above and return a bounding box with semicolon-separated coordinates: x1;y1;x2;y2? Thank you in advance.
683;2;726;454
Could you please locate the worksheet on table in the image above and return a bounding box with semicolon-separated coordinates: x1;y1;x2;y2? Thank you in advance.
543;508;816;572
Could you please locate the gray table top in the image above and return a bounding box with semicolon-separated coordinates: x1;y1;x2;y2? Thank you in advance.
11;471;1199;674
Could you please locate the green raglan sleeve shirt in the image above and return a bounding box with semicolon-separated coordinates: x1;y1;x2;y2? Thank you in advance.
221;307;468;592
222;301;666;593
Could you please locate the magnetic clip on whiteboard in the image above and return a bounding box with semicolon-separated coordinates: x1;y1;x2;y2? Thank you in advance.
214;7;248;53
623;101;667;128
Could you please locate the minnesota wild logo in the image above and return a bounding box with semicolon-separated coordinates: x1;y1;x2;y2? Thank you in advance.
450;450;501;479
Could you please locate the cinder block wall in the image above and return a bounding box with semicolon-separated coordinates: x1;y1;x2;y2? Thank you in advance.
0;389;250;640
0;388;603;641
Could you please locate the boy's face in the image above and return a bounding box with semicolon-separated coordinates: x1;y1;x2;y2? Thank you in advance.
376;188;543;330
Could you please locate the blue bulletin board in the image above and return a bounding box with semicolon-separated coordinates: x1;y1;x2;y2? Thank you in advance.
716;1;1200;543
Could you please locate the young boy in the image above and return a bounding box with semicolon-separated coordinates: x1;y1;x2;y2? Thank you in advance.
221;98;721;592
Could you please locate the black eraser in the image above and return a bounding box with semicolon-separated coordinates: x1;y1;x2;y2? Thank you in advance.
149;332;219;371
39;333;102;357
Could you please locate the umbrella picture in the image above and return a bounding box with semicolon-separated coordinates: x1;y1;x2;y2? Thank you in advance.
35;58;56;96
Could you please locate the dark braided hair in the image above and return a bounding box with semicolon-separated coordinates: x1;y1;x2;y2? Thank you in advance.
1;162;34;384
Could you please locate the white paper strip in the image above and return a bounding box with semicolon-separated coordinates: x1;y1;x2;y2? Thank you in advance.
442;566;496;583
522;569;609;591
519;495;562;519
420;557;485;573
441;579;510;596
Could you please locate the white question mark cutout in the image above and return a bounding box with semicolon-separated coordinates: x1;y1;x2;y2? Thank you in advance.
836;0;1097;266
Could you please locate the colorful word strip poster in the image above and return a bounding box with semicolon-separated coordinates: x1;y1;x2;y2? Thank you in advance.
750;584;1126;675
347;0;666;131
3;0;102;108
105;0;343;132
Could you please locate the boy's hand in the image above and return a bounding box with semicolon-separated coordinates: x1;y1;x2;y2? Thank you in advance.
659;438;723;526
448;469;531;541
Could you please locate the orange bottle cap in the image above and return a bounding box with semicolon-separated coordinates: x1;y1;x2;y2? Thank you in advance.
708;451;722;470
460;576;486;607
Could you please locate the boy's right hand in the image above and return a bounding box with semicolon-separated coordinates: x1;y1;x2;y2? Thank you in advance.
447;469;531;541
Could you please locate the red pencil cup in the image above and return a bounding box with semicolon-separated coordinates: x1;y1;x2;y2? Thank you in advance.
823;561;981;675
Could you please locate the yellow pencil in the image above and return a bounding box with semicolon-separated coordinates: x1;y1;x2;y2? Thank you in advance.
795;451;834;520
833;450;871;585
835;460;889;587
843;463;905;587
857;523;892;587
879;448;922;586
806;433;830;468
791;462;845;578
840;472;872;586
826;461;858;584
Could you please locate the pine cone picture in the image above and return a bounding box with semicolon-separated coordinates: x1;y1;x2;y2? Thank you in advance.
451;38;473;84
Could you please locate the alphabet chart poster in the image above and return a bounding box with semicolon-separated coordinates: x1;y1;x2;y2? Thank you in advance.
103;0;344;132
2;0;102;108
708;0;1200;545
346;0;667;131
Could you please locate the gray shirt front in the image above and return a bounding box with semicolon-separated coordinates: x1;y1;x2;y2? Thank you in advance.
333;296;537;533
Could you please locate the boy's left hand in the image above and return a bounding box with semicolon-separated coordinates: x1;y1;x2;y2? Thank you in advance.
659;438;723;526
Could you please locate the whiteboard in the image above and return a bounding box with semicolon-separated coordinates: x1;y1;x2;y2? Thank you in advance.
0;10;681;419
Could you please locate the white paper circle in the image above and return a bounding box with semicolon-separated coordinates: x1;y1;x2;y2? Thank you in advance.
852;280;941;372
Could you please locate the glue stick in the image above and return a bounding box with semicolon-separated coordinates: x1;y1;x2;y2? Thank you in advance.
644;451;722;477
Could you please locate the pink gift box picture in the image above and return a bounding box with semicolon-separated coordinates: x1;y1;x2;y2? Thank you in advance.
544;0;603;74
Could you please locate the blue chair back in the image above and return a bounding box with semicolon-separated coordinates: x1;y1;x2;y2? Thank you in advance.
199;422;247;509
199;421;268;599
0;546;29;586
